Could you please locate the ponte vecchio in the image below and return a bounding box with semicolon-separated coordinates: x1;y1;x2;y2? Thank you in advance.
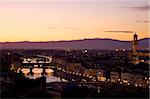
19;55;55;79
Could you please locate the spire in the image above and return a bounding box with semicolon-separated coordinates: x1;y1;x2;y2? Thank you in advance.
133;32;138;41
134;32;137;36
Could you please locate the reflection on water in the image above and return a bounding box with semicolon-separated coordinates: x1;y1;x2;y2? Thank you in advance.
25;75;68;83
21;68;67;83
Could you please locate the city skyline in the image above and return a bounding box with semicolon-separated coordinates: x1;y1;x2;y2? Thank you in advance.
0;0;149;42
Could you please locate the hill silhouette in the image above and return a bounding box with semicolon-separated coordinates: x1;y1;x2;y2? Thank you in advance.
0;38;149;50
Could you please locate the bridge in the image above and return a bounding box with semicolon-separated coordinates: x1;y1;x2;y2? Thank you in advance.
18;54;98;84
17;55;149;89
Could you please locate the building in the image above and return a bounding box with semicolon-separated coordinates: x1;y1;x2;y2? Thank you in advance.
130;73;143;86
84;69;97;77
132;33;139;64
121;72;131;84
120;71;149;88
132;33;150;64
97;69;106;81
110;71;120;82
66;62;82;73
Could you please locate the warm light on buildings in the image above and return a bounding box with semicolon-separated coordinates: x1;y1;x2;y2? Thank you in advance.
34;65;38;67
32;68;43;74
62;69;66;72
21;68;30;76
58;67;62;70
75;72;78;75
122;80;128;83
27;58;31;61
30;59;37;63
17;68;21;73
79;73;81;76
45;69;54;74
86;75;89;77
127;83;130;85
111;80;115;82
23;59;29;63
98;77;106;81
147;81;149;84
135;84;138;87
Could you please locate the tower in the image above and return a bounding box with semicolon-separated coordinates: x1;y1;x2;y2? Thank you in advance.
133;33;138;56
132;32;139;64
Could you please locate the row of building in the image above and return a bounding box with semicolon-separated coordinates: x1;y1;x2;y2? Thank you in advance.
53;57;149;88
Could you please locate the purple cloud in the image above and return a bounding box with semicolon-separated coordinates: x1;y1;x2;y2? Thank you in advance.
136;20;150;23
104;31;134;33
48;27;56;29
128;5;150;11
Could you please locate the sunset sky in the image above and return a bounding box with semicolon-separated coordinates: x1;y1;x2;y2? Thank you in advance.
0;0;149;42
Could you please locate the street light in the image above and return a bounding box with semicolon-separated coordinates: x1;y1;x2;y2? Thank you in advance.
127;83;130;85
76;72;79;75
79;73;81;76
120;82;122;84
135;84;138;87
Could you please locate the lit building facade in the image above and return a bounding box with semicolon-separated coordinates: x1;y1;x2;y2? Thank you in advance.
132;33;139;64
132;33;150;64
110;71;120;82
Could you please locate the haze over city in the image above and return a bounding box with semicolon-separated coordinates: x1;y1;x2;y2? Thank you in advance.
0;0;149;42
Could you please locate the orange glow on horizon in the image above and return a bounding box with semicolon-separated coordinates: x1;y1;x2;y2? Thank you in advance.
0;0;149;42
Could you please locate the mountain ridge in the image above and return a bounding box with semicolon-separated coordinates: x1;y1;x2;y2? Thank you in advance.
0;38;149;50
1;38;147;43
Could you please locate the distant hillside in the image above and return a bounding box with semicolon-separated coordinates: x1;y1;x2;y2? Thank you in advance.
0;38;149;50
